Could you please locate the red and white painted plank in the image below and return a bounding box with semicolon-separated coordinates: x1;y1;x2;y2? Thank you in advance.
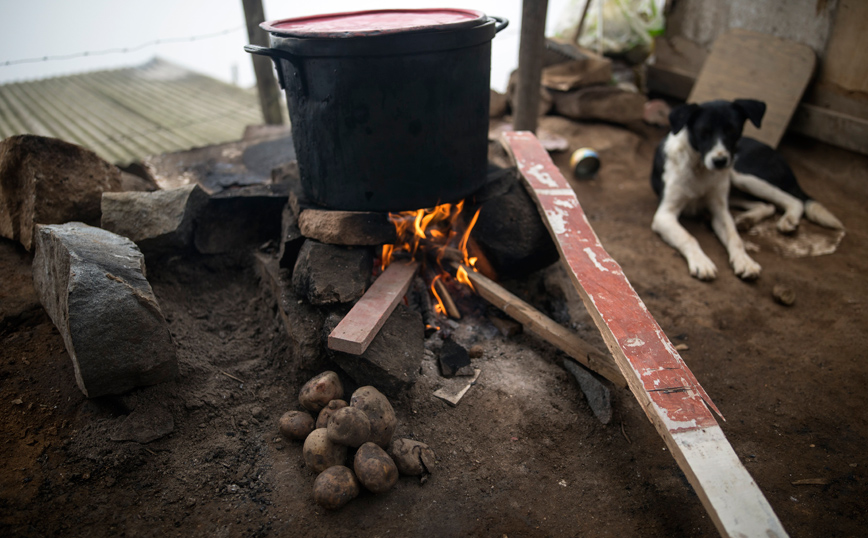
328;261;419;355
502;130;787;538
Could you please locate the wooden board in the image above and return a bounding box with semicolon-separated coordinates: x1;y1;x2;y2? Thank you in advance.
688;28;815;149
456;263;626;388
503;131;788;538
328;261;419;355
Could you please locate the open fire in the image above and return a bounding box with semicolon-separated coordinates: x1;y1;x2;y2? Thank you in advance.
380;201;481;317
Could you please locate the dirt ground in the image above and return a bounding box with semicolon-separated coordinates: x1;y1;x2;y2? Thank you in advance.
1;116;866;538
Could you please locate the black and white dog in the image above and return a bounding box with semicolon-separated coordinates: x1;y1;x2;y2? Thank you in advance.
651;99;843;281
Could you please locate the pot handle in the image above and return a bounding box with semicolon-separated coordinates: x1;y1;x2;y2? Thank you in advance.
244;44;304;94
490;16;509;34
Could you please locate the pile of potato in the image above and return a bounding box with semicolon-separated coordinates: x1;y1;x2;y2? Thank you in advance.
278;371;435;510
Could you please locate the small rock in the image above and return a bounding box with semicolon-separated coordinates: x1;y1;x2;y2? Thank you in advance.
438;338;471;377
32;222;177;397
773;284;796;306
298;209;398;246
468;344;485;358
563;360;612;424
550;85;647;125
292;240;373;305
489;89;508;118
101;184;208;255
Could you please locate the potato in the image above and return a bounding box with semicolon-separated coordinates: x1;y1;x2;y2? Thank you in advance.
350;386;397;447
353;442;399;494
303;428;348;473
312;465;360;510
316;399;348;429
278;410;315;441
389;438;436;476
327;407;371;447
299;371;344;412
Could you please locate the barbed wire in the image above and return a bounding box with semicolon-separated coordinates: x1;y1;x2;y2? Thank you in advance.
1;25;246;67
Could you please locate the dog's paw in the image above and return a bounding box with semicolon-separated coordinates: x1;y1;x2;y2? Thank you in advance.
731;252;761;280
688;254;718;281
776;213;800;234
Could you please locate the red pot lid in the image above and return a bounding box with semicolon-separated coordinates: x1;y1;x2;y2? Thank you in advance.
261;8;487;38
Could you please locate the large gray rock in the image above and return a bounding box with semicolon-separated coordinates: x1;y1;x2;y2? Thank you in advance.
101;184;208;255
32;222;178;398
0;135;122;250
469;180;559;278
326;305;422;398
292;240;373;306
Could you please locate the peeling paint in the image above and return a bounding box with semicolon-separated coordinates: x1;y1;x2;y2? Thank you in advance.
527;163;558;188
584;247;610;272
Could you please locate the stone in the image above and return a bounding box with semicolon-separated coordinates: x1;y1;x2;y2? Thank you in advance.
194;184;288;254
292;240;374;306
773;284;796;306
507;69;553;116
0;135;122;250
490;89;509;118
254;253;324;369
326;305;422;399
541;57;613;92
101;184;208;255
550;85;647;125
438;337;471;377
32;222;177;398
298;209;398;246
278;205;305;269
563;359;612;425
468;180;559;278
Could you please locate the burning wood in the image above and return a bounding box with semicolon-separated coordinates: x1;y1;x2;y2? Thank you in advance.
380;200;482;319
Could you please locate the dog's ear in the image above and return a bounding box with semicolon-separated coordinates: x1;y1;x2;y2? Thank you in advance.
733;99;766;129
669;103;699;134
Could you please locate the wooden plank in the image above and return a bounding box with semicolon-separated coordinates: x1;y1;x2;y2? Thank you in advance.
502;130;788;538
789;103;868;156
455;263;626;388
328;261;419;355
688;28;815;149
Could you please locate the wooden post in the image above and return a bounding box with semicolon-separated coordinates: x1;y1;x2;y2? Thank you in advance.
242;0;284;125
513;0;549;133
502;131;789;538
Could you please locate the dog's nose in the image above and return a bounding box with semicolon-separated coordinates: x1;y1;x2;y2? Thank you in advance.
712;156;730;169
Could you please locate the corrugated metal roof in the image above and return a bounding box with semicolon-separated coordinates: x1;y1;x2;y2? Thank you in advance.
0;58;286;165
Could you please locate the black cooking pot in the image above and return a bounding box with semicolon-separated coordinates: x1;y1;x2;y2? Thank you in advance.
246;9;508;212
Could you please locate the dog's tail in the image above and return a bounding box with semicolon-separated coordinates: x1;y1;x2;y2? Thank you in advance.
804;200;844;230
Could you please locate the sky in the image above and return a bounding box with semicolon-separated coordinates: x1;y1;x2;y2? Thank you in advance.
0;0;578;93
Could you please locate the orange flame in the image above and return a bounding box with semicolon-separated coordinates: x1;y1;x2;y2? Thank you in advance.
380;200;482;318
455;265;475;292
